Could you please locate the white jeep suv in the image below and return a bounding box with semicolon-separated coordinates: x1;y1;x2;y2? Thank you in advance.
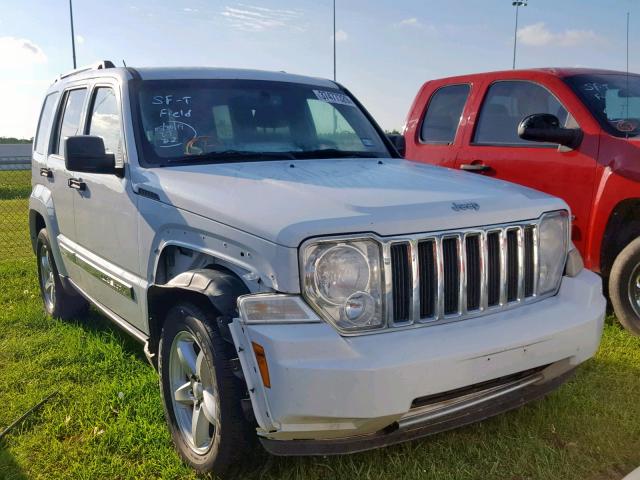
29;61;605;477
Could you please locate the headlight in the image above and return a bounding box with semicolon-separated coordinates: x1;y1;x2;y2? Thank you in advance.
538;210;569;295
301;239;384;332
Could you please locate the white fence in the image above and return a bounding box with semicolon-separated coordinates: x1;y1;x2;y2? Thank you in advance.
0;144;32;171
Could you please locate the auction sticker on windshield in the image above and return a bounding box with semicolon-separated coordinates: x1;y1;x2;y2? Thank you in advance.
313;90;356;107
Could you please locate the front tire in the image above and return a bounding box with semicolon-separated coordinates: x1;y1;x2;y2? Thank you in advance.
609;236;640;335
36;228;88;319
158;301;252;476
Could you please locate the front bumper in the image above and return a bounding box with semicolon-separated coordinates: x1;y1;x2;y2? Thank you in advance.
230;269;605;453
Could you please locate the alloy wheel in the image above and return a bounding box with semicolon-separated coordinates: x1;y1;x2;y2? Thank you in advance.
628;263;640;318
39;243;55;311
168;331;219;454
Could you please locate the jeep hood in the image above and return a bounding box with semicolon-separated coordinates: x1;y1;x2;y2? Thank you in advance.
133;158;566;248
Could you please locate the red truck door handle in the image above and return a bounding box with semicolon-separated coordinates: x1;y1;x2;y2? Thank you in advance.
459;163;491;172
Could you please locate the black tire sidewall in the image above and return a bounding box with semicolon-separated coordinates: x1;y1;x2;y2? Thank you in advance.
158;302;247;475
609;236;640;335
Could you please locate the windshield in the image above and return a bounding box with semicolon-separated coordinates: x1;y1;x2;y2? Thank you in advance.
134;79;391;165
565;73;640;137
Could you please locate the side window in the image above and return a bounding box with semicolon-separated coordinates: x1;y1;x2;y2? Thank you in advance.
473;81;569;146
54;88;87;157
420;84;470;144
87;87;123;161
34;93;60;154
307;98;363;150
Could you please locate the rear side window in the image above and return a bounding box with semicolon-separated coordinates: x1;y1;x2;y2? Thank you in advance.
473;81;568;146
54;88;87;157
34;93;59;154
87;87;123;162
420;84;470;144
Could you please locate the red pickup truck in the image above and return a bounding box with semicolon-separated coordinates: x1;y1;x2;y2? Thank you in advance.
402;68;640;334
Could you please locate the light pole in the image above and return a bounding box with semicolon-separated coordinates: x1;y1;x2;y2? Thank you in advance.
512;0;527;69
69;0;77;68
332;0;336;81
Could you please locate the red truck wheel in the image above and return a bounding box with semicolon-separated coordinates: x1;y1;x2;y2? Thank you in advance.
609;236;640;336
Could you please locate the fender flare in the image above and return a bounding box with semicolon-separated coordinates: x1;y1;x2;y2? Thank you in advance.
28;187;69;277
147;268;250;346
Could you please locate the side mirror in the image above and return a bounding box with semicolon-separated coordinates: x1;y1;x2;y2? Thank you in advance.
517;113;583;150
387;134;405;157
64;136;117;174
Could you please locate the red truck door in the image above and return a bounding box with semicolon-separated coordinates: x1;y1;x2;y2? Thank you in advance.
454;77;599;253
404;80;475;168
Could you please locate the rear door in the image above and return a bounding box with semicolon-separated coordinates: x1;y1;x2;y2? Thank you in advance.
454;77;598;253
404;81;474;168
47;86;88;278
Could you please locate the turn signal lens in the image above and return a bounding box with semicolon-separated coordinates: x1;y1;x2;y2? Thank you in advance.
252;342;271;389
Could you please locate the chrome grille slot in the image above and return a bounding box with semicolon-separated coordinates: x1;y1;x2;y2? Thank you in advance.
487;231;501;307
506;228;519;302
524;226;535;297
390;242;411;323
442;237;460;315
418;240;437;319
386;221;540;327
465;235;481;311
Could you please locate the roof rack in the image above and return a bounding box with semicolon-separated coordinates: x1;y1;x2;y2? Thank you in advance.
56;60;116;82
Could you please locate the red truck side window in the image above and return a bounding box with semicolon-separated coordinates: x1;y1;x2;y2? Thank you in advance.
420;84;470;144
473;80;568;146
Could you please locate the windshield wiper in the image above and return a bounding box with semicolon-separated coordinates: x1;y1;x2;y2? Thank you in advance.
165;150;298;164
288;149;381;159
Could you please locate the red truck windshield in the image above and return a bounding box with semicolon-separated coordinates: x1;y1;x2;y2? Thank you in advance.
565;73;640;138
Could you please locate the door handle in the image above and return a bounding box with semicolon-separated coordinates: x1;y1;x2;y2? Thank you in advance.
459;163;491;172
39;167;53;178
68;178;86;191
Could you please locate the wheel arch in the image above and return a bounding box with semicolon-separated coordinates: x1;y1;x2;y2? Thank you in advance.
29;209;46;253
600;197;640;277
28;188;69;277
147;266;250;357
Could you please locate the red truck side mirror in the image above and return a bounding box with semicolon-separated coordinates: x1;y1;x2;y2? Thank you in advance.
518;113;583;150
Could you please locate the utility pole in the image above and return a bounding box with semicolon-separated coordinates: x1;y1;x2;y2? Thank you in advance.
333;0;336;81
512;1;527;69
627;12;630;75
69;0;77;68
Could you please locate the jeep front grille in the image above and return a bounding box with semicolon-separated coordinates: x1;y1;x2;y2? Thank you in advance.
386;222;539;327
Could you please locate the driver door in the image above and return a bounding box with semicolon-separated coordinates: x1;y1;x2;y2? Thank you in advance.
70;81;144;330
455;78;599;252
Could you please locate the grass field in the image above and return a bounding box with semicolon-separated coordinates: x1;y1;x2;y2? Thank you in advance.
1;172;640;479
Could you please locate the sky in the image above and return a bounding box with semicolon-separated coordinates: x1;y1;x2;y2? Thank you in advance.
1;0;639;139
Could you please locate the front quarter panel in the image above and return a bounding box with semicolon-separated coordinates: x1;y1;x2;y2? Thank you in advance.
137;195;301;294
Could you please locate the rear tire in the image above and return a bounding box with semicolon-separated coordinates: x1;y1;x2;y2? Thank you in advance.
609;236;640;335
158;301;252;477
36;228;88;319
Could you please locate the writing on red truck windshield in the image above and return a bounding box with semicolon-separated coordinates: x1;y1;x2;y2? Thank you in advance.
566;73;640;137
